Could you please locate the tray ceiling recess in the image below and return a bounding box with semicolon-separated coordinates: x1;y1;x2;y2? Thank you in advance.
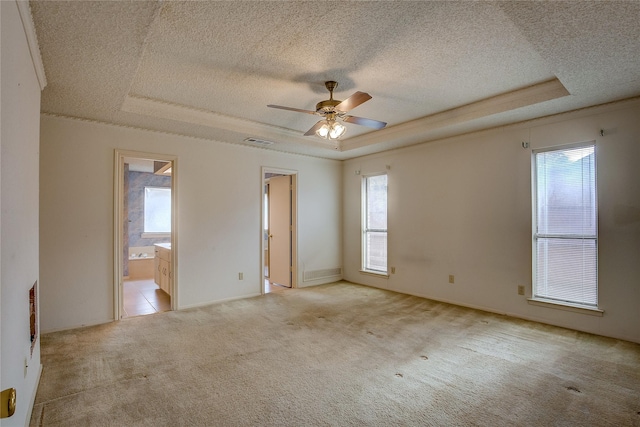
30;1;640;159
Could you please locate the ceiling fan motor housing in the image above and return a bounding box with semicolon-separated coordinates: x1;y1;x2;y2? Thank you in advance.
316;99;341;114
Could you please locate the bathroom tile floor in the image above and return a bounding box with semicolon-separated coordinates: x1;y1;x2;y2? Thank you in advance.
123;279;170;318
124;278;286;317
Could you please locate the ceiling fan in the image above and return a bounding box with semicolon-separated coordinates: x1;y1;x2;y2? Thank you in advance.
268;81;387;140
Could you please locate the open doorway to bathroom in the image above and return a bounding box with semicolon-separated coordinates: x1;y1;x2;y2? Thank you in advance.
115;150;177;319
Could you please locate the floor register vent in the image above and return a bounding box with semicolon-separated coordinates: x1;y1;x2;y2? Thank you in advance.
303;268;342;282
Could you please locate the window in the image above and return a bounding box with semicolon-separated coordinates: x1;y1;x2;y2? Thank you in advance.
144;187;171;235
533;143;597;308
363;174;388;274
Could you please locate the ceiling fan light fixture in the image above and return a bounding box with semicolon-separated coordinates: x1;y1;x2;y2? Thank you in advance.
316;119;346;140
316;123;330;138
329;121;346;139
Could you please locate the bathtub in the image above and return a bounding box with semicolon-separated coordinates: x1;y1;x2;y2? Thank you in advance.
127;246;155;279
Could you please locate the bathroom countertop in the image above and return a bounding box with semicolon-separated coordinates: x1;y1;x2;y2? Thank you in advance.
154;243;171;250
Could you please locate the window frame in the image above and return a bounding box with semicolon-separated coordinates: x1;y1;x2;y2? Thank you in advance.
142;186;172;238
361;173;388;276
531;141;600;313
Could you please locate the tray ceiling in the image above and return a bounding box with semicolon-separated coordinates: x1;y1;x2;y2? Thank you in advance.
30;1;640;159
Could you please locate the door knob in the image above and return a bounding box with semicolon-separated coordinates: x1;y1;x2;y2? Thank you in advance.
1;388;16;418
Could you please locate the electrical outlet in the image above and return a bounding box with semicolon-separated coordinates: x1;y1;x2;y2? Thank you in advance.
518;285;525;295
391;267;396;274
449;275;455;284
238;272;243;280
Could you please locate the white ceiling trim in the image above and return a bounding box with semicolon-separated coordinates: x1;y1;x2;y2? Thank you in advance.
121;95;287;136
341;79;570;152
122;79;570;154
121;94;339;151
16;0;47;90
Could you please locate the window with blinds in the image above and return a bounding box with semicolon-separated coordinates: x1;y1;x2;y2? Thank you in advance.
533;143;597;307
363;174;387;274
144;186;172;234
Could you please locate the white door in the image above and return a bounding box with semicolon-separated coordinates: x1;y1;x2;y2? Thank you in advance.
268;175;292;287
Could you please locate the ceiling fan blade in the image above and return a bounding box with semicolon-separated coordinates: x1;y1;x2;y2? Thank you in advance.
335;91;372;112
304;120;326;136
342;115;387;130
267;104;317;115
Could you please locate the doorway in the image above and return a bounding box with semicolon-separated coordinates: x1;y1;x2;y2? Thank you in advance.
262;168;297;294
114;150;178;319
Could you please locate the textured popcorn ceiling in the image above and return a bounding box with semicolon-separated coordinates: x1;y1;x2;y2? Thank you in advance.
30;1;640;159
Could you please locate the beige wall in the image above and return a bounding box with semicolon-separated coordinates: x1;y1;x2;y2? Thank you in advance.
39;116;342;332
343;101;640;343
1;1;43;425
39;101;640;344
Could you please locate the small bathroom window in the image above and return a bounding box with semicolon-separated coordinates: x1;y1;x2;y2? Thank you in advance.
143;186;171;237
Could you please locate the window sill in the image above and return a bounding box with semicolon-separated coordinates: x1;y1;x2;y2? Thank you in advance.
141;232;171;239
360;270;389;279
527;297;604;317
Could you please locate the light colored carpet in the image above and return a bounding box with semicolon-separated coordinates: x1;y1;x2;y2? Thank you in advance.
31;282;640;426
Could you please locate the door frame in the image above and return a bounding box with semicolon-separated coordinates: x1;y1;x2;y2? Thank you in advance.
261;167;297;293
114;149;178;320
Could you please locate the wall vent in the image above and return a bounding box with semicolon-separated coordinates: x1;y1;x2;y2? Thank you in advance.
244;137;275;146
303;268;342;282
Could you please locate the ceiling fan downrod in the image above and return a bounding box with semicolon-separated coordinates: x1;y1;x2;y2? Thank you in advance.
316;81;341;113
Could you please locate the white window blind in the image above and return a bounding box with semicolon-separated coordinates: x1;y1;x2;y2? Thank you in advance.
534;144;597;307
363;174;387;273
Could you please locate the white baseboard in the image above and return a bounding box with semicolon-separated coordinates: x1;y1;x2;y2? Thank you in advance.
351;281;640;345
41;318;114;334
178;292;262;310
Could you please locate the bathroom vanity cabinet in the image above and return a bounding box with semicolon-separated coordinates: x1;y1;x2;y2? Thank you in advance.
154;243;172;296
